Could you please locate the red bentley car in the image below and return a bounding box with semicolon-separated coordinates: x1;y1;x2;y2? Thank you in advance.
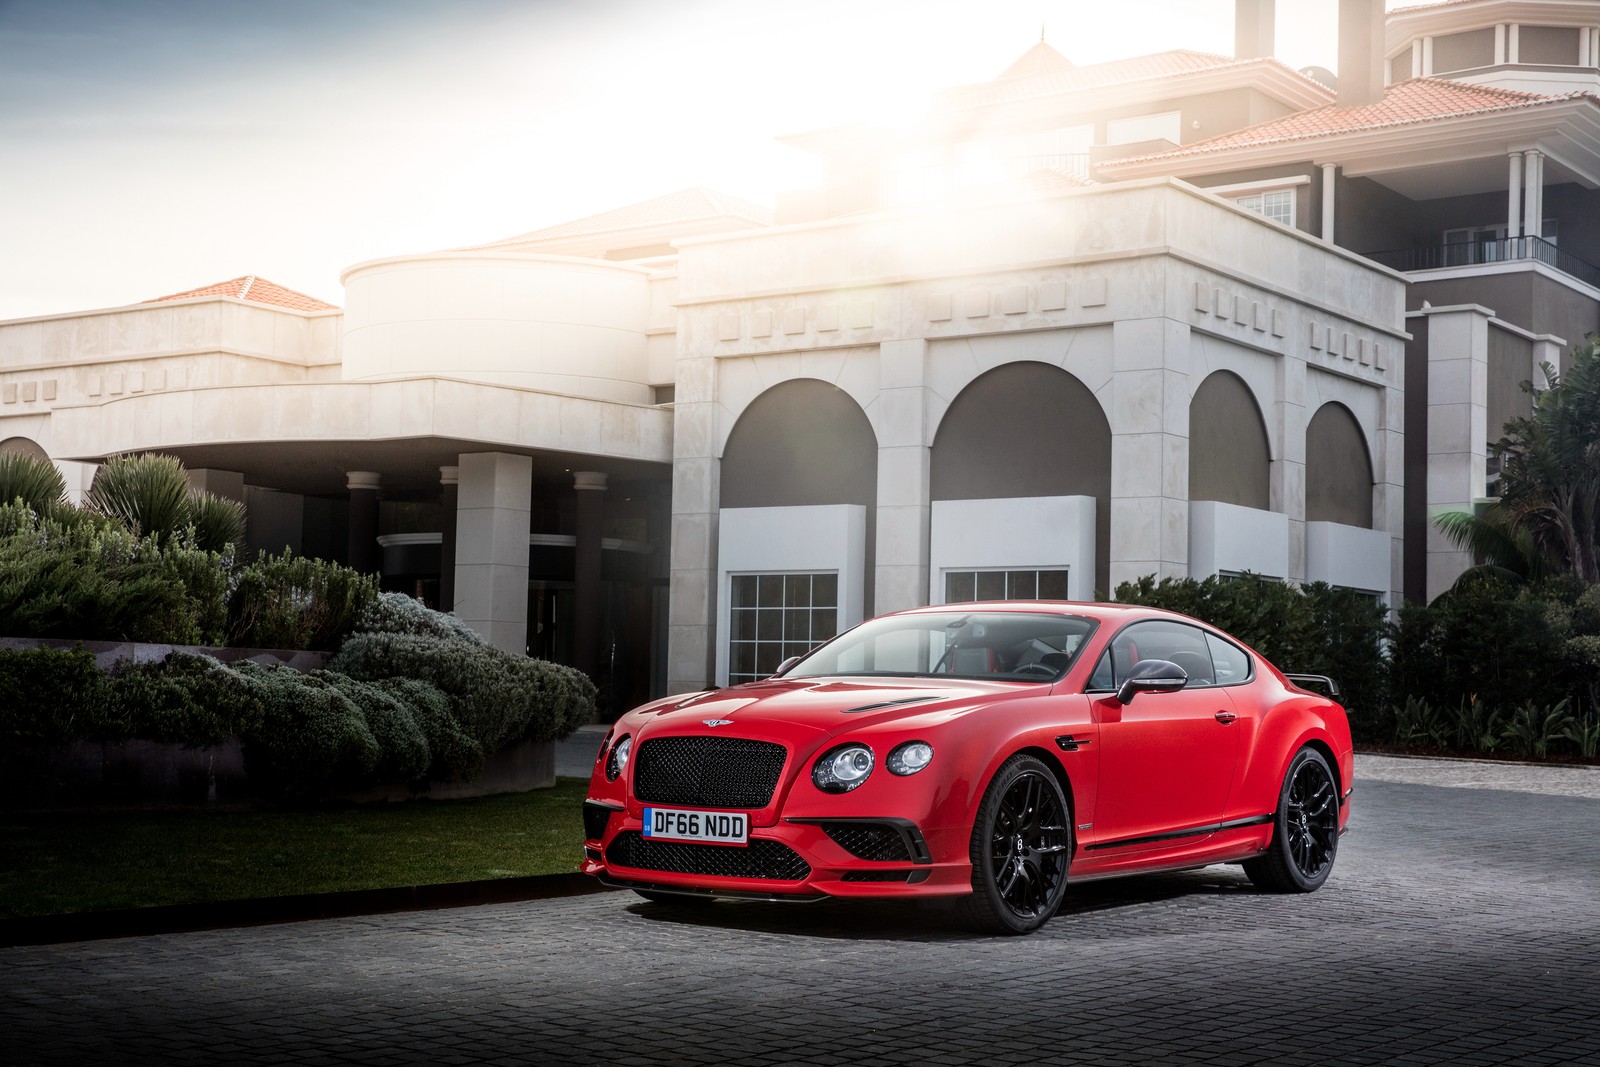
581;602;1353;934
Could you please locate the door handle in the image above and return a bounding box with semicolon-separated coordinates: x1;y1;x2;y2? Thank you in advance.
1214;709;1237;725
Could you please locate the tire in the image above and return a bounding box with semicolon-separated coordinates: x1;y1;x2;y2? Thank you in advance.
1243;746;1340;893
956;754;1073;935
633;890;715;906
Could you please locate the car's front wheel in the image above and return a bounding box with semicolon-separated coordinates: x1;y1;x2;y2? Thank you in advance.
957;754;1072;935
1243;746;1339;893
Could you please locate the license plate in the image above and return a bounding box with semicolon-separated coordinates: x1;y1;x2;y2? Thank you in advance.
641;807;748;845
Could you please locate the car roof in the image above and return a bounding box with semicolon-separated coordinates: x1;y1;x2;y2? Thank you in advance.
889;601;1197;626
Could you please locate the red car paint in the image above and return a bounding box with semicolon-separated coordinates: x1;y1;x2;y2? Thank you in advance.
582;601;1353;912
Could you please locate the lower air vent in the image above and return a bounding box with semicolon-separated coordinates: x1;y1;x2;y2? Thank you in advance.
606;832;810;881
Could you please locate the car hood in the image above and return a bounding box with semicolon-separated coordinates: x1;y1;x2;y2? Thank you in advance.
624;676;1035;741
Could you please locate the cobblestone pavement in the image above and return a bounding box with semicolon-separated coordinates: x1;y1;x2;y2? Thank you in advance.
5;767;1598;1065
1358;752;1600;799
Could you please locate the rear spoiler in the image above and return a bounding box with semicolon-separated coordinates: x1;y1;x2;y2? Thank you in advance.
1284;673;1341;699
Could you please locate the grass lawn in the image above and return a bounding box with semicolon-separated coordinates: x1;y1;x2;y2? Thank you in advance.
0;777;589;918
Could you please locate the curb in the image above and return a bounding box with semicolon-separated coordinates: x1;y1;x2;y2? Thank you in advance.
0;872;617;947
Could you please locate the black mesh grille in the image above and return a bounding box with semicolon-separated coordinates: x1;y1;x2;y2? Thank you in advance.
633;736;787;808
607;832;810;881
822;822;913;862
582;802;615;841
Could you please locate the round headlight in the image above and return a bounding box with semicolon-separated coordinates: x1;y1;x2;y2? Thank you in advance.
606;735;632;781
813;743;874;793
887;741;934;776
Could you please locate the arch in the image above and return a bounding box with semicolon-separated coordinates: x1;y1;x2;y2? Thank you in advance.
1189;370;1270;510
0;437;49;461
1305;401;1374;528
930;362;1112;595
720;379;877;508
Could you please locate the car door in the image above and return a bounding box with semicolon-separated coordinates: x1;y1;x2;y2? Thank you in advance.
1084;620;1242;851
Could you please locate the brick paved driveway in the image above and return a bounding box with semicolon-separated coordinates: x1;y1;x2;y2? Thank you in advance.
5;771;1598;1066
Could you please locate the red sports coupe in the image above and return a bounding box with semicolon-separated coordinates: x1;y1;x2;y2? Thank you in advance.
581;602;1352;934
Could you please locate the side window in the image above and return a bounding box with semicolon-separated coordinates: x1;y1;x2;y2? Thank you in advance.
1205;632;1253;686
1102;621;1217;688
1087;649;1114;691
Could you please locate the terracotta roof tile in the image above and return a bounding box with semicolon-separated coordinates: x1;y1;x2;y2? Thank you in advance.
1102;78;1585;167
470;187;772;251
143;275;338;312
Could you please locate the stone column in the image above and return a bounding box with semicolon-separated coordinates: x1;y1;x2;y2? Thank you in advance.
875;339;930;614
346;471;381;576
1523;151;1543;239
667;354;720;693
1108;318;1192;590
1272;355;1308;583
455;452;532;654
1422;305;1492;601
573;471;608;679
1320;163;1337;243
438;466;458;613
1507;151;1524;238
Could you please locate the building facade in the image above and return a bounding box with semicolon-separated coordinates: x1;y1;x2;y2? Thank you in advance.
3;0;1598;710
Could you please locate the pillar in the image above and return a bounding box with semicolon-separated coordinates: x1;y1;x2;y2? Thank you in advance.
1525;151;1544;239
1108;318;1192;590
875;339;931;614
346;471;381;576
1320;163;1337;243
1507;151;1524;239
667;354;720;693
455;452;532;654
1272;355;1308;583
573;471;608;679
1421;305;1492;601
439;466;458;613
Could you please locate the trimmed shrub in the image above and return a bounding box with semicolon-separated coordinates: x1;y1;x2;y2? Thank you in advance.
227;552;378;651
0;646;108;745
311;670;431;784
374;677;483;781
234;662;381;793
0;509;229;644
105;652;263;746
328;632;595;748
357;591;486;645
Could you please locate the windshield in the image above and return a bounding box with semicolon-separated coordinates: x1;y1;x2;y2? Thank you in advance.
781;611;1097;683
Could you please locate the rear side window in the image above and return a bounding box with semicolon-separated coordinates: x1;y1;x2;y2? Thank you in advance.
1205;632;1253;686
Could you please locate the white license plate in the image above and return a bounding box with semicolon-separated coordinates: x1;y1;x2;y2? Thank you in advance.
641;807;749;845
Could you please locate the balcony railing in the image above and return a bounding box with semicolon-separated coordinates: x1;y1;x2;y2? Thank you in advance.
1008;154;1092;180
1362;235;1600;290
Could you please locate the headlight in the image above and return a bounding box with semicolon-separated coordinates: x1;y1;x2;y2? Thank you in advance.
606;735;632;781
813;743;874;793
887;741;934;776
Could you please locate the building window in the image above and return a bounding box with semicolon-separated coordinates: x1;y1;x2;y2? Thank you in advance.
728;573;838;684
944;568;1069;603
1232;189;1294;227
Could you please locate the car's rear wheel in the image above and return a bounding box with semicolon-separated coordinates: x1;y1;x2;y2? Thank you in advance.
957;754;1072;935
1243;746;1339;893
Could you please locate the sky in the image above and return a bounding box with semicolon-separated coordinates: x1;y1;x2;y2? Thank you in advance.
0;0;1407;321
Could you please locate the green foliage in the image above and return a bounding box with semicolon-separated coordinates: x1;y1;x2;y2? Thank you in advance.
227;551;378;651
233;662;381;793
1391;696;1451;749
189;492;247;554
328;632;595;748
0;646;108;745
105;652;263;746
0;452;67;514
311;670;431;783
358;591;487;645
1563;711;1600;759
374;677;484;781
84;453;245;552
0;507;229;644
1501;699;1576;760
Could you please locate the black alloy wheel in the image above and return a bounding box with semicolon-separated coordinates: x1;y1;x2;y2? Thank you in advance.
1244;746;1339;893
959;754;1072;934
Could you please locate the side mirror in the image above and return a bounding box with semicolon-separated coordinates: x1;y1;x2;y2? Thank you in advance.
773;655;802;676
1116;658;1188;705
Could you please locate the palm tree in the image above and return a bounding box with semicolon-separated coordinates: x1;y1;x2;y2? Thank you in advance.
1435;337;1600;586
86;453;246;553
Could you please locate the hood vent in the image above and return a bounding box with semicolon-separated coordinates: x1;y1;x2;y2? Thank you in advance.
842;695;943;715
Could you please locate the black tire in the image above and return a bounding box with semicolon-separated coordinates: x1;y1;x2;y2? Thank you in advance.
633;890;715;906
956;754;1073;935
1243;746;1339;893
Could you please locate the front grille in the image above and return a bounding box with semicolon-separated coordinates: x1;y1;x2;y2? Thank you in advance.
822;822;913;862
606;832;810;881
633;736;787;808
